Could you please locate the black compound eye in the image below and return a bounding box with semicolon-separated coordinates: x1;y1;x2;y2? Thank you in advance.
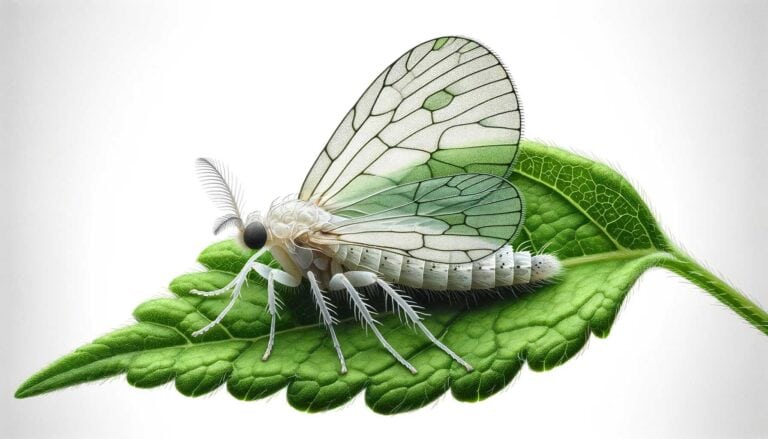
243;221;268;249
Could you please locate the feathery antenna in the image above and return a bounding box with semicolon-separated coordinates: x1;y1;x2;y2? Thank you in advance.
196;158;245;234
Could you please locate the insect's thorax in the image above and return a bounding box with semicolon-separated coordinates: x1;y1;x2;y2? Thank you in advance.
263;196;335;278
265;197;332;241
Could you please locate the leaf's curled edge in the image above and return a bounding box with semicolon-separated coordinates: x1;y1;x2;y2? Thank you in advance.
15;140;767;414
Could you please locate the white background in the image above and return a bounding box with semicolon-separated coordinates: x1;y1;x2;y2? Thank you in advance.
2;1;766;438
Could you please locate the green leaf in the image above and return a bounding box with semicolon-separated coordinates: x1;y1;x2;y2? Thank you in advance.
15;140;767;414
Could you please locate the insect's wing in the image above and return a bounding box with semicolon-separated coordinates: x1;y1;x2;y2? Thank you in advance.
311;174;523;264
300;36;521;207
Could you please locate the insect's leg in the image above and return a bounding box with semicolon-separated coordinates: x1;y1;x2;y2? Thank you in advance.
306;271;348;374
190;249;265;337
191;276;245;337
189;249;266;297
330;272;417;374
375;279;474;372
251;263;301;361
189;276;241;297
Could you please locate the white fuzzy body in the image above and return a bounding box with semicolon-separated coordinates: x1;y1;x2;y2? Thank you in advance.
263;198;560;291
335;245;540;291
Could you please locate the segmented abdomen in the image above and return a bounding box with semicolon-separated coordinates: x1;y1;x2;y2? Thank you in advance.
332;244;535;291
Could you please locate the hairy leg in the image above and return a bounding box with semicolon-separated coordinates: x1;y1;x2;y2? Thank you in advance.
330;272;417;374
189;250;267;301
189;250;265;337
252;263;300;360
306;271;348;374
335;271;473;372
375;279;473;371
189;252;300;350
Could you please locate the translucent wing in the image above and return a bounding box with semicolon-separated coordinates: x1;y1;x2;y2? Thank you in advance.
300;36;521;208
310;174;523;264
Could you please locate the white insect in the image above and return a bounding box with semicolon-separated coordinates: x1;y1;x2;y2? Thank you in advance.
191;36;561;374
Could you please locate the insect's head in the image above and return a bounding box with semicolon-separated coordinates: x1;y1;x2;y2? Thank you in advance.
195;157;270;251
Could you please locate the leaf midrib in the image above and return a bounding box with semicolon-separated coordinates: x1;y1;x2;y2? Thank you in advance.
561;249;670;267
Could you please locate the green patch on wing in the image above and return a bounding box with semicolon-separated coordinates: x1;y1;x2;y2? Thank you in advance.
433;37;449;50
423;90;454;111
16;140;768;414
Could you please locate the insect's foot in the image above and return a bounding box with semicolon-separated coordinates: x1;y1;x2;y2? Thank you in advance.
261;321;277;361
191;324;216;338
381;343;416;374
189;282;236;297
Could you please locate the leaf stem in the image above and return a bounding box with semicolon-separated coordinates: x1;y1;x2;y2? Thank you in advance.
661;249;768;336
